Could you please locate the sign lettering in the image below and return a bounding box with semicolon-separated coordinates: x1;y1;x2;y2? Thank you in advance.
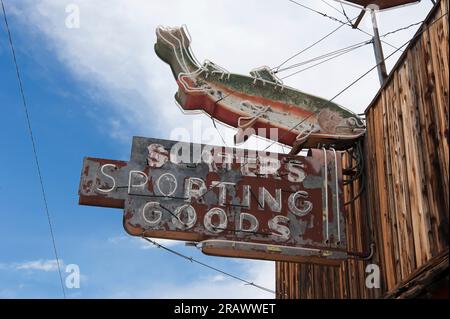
79;137;347;264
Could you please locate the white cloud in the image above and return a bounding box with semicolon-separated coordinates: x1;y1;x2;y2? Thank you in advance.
110;259;275;299
104;235;274;298
14;259;64;272
106;234;129;244
153;260;275;299
107;234;182;249
11;0;431;147
209;274;227;282
139;238;182;249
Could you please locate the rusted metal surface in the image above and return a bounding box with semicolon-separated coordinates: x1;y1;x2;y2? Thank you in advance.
79;136;348;264
342;0;420;10
276;0;449;298
155;26;365;152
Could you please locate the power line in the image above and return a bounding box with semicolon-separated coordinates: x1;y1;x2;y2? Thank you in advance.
356;25;402;52
287;0;403;52
330;0;365;10
275;2;430;83
287;0;352;26
273;23;346;72
273;10;367;73
267;44;407;150
210;116;229;147
280;40;372;79
276;38;373;73
264;10;449;152
381;20;424;37
141;236;277;296
320;0;347;17
339;1;353;25
277;6;428;78
1;0;66;298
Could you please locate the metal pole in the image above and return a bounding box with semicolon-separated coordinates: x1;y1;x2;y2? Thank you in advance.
370;9;388;86
352;9;366;29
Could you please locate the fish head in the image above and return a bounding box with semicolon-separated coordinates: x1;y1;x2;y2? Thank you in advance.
317;109;365;134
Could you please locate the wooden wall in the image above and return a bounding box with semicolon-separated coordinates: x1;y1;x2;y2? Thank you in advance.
276;0;449;299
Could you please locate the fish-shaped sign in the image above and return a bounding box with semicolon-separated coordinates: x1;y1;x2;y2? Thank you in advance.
155;25;365;153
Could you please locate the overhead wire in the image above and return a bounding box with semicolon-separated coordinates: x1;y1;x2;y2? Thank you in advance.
210;116;229;147
339;1;353;25
276;38;373;76
287;0;352;26
381;20;425;37
276;11;432;78
141;236;277;296
273;23;347;72
272;10;367;77
1;0;66;298
261;10;449;154
320;0;348;17
281;42;371;79
287;0;404;52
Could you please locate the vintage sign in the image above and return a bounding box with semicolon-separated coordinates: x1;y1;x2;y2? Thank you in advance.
155;26;365;153
79;137;347;264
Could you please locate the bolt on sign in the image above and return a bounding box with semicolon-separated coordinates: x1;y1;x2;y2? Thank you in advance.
79;137;347;264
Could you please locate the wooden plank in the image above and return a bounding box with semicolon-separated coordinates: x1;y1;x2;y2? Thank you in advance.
418;21;448;253
398;58;428;267
275;0;448;298
403;49;431;267
413;28;444;258
425;10;450;248
381;87;404;280
384;249;449;299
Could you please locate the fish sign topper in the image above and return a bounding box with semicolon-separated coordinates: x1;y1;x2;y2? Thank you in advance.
79;137;347;264
155;25;365;154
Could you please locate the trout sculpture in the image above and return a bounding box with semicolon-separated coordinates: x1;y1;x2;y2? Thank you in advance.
155;25;365;153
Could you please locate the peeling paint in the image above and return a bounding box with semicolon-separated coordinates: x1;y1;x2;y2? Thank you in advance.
78;136;347;263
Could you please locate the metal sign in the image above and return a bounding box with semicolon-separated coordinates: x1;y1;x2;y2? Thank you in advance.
79;137;347;264
342;0;420;10
155;26;365;153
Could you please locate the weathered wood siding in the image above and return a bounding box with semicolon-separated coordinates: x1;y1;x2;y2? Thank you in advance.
276;0;449;299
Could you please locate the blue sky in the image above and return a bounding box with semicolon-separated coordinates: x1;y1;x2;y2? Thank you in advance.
0;0;432;298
